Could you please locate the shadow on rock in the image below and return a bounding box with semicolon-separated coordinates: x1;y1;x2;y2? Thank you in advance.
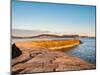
12;43;22;59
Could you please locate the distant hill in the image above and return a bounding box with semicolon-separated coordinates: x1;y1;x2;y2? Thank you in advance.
12;29;94;38
32;34;61;38
12;34;80;38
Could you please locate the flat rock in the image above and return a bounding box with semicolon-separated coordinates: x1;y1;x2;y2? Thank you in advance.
11;43;95;74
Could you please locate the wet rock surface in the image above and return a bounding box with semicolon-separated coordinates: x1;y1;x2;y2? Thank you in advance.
11;43;95;74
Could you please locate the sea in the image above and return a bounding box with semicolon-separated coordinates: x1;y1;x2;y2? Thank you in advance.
12;37;96;64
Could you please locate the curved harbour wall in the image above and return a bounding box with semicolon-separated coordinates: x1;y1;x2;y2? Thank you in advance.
15;39;81;50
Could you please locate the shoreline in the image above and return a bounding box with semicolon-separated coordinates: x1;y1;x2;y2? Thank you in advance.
11;39;95;74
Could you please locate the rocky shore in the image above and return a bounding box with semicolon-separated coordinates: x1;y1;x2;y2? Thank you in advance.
12;42;95;74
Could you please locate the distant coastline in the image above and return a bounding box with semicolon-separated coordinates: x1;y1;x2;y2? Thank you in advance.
12;34;95;39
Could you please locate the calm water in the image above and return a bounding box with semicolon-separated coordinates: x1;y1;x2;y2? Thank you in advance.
66;38;96;64
12;37;96;64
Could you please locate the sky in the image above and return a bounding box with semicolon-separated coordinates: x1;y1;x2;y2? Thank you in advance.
12;0;96;37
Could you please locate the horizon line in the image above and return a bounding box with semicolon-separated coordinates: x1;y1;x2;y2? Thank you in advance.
12;28;95;37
